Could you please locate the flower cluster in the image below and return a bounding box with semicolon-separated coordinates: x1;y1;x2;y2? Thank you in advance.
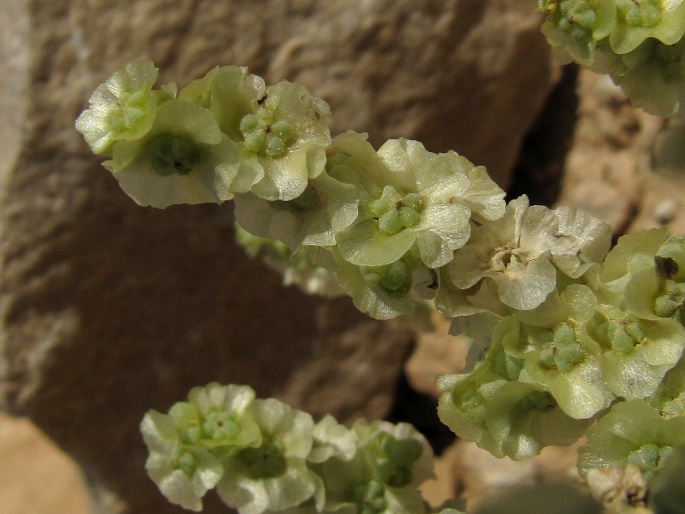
140;383;439;514
77;60;511;321
77;61;331;208
78;60;685;509
539;0;685;118
437;228;685;471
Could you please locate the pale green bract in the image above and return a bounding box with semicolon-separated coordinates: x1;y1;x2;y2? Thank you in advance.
447;196;610;312
76;59;159;154
539;0;685;118
104;99;241;208
577;399;685;480
233;170;359;251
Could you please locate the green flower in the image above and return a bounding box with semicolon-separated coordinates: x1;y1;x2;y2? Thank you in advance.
179;65;266;142
184;383;263;451
610;0;685;54
578;400;685;481
334;136;505;269
652;356;685;418
243;81;332;201
599;227;670;303
437;367;509;454
104;99;241;208
539;0;616;65
486;381;592;460
499;285;616;419
603;38;685;118
179;64;268;194
615;236;685;320
141;408;224;512
217;398;317;514
587;305;685;399
180;68;333;201
309;419;429;514
441;326;591;460
233;170;359;251
139;383;263;511
353;419;434;489
76;60;159;155
332;247;428;320
625;269;685;322
650;445;685;514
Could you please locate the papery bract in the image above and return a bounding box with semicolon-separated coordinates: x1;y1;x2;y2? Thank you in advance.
104;99;241;208
76;59;159;154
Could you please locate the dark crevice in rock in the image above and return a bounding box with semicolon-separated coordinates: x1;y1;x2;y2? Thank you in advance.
385;371;456;457
507;64;580;207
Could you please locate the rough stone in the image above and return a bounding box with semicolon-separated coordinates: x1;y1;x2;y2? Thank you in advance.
555;69;664;235
0;412;91;514
0;1;557;512
420;439;581;512
405;312;469;399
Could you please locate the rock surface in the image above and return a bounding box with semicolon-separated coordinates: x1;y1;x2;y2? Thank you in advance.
0;412;91;514
0;1;558;513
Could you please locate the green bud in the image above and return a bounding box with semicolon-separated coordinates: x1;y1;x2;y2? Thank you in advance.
239;113;259;134
243;130;266;153
556;343;584;372
270;120;292;141
202;411;240;441
354;480;387;514
402;192;424;211
539;346;556;369
521;390;556;412
147;134;202;176
617;0;661;27
654;280;685;318
177;449;199;477
237;440;287;479
367;198;390;218
265;133;286;157
398;206;421;228
662;392;685;418
378;210;403;235
553;323;576;347
611;328;636;353
257;107;275;126
378;260;412;298
627;443;671;478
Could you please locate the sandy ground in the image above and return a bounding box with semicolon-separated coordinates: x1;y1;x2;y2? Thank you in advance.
0;412;91;514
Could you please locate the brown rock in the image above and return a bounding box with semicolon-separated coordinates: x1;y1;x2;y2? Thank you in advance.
0;1;557;512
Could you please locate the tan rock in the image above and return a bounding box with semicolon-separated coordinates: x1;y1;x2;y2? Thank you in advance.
421;439;582;512
0;412;91;514
405;312;469;399
555;69;671;237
